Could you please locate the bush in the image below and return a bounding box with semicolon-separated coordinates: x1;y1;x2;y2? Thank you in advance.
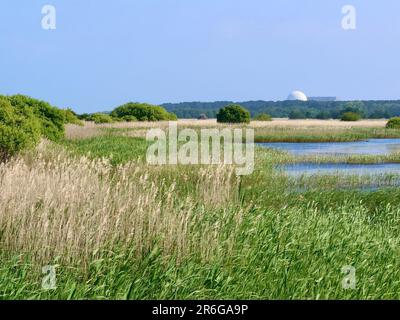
90;113;114;124
77;113;92;121
0;98;41;161
216;104;250;124
62;108;83;126
121;115;138;122
386;117;400;129
341;112;361;122
7;95;65;141
111;103;177;121
253;113;272;121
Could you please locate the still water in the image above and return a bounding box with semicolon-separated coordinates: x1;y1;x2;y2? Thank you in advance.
259;139;400;181
280;162;400;176
259;139;400;156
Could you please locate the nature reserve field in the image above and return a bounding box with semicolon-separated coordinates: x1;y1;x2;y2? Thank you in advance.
2;119;400;299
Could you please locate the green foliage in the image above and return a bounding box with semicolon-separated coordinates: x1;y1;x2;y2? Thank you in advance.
90;113;114;124
341;112;362;122
386;117;400;129
7;95;65;141
316;110;331;119
163;100;400;120
121;115;138;122
342;101;365;116
289;109;306;119
0;98;41;160
253;113;272;121
77;113;92;121
61;108;83;126
111;103;177;121
216;104;250;123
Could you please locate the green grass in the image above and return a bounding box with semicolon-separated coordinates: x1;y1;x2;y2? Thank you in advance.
4;128;400;299
3;201;400;299
61;135;149;165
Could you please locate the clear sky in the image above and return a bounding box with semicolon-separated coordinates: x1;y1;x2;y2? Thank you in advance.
1;0;400;113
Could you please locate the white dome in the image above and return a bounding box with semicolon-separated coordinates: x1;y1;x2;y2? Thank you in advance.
287;91;308;101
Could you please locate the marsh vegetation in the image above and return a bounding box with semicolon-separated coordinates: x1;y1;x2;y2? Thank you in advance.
2;119;400;299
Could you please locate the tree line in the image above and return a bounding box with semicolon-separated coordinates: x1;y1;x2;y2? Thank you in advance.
162;100;400;119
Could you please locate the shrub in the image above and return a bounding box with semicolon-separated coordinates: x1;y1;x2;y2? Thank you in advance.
7;95;65;141
77;113;92;121
386;117;400;129
341;112;361;122
62;108;83;126
111;103;177;121
216;104;250;124
90;113;114;124
121;115;138;122
253;113;272;121
0;98;41;161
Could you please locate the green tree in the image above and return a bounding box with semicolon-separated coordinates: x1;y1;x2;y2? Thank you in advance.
316;110;331;120
62;108;83;126
216;104;250;124
7;95;65;141
341;112;361;121
0;97;41;161
111;103;177;121
288;109;306;119
120;115;138;122
77;113;92;121
90;113;114;124
386;117;400;129
341;101;365;118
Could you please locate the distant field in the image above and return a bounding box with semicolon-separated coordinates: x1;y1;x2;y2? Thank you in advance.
69;118;388;130
192;118;387;128
66;118;396;143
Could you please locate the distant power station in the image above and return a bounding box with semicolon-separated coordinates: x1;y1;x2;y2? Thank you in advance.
287;91;308;101
308;97;339;102
287;90;339;102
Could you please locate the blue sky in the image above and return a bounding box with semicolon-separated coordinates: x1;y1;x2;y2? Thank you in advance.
1;0;400;113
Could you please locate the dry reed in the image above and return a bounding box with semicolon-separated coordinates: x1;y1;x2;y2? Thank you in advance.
0;143;241;266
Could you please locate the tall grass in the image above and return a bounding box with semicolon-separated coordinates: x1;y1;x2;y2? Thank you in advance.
0;143;241;266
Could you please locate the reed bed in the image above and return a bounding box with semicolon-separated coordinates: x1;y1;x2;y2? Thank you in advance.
65;124;105;140
0;144;240;267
